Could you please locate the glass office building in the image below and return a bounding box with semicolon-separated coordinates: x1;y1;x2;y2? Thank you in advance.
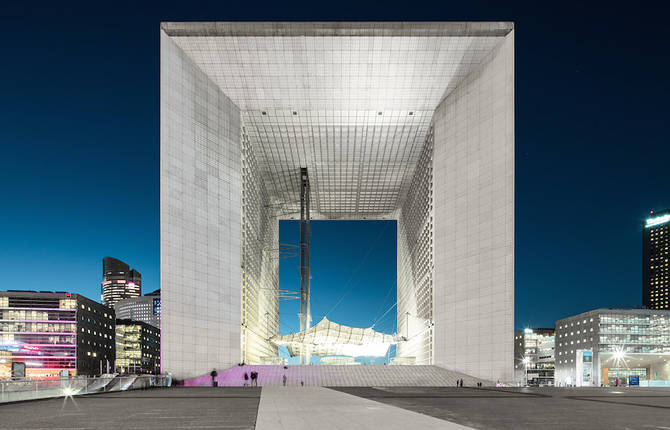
116;319;160;374
555;309;670;387
115;290;161;329
514;328;555;386
0;291;116;379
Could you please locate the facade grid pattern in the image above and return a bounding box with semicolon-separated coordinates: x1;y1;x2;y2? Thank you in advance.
241;127;280;364
160;30;242;379
397;126;434;364
555;309;670;386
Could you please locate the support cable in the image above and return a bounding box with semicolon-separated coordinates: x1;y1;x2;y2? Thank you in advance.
370;280;397;327
323;222;392;318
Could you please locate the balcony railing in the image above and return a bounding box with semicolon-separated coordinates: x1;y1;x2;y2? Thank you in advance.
0;374;171;403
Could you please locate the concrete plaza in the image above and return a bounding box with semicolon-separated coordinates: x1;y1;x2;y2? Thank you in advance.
2;386;670;429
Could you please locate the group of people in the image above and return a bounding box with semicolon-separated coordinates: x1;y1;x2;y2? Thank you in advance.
211;367;301;388
211;369;485;389
243;371;259;387
456;379;484;388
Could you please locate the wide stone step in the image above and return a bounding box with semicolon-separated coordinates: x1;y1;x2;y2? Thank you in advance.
184;365;491;387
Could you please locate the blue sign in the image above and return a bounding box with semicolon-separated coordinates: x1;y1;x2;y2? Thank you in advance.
629;376;639;386
153;297;161;316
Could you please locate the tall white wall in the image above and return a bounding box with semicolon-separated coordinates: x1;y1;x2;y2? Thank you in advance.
432;31;514;382
160;30;242;380
397;128;434;365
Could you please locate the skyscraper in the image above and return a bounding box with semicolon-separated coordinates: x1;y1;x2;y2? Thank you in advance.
101;257;141;308
643;210;670;310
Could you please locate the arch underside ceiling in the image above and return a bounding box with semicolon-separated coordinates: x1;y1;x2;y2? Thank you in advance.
171;31;507;218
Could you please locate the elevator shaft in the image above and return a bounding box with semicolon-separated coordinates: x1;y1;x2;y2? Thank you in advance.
299;167;311;364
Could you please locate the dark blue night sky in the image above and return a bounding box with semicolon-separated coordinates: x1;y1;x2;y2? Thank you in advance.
1;1;669;333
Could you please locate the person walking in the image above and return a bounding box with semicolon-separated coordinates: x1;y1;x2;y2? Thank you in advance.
282;374;287;386
210;369;218;387
243;372;249;387
250;371;258;387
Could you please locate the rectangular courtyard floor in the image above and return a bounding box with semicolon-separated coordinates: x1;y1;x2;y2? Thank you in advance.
332;386;670;430
0;387;261;430
2;386;670;429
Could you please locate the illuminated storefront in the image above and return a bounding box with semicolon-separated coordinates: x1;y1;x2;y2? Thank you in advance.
555;309;670;386
0;291;115;379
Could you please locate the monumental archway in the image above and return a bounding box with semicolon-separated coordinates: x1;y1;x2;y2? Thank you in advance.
160;21;514;381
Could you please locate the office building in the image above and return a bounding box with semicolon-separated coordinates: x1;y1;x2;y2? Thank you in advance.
115;319;160;374
101;257;141;308
555;308;670;387
643;210;670;310
115;289;161;329
0;291;115;378
161;21;514;380
514;328;555;386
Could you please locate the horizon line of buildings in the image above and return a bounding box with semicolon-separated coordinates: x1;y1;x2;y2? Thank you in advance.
516;209;670;387
3;209;670;383
0;257;161;379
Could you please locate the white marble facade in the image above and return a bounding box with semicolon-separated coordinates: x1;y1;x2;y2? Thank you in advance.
432;31;515;382
161;31;242;379
160;22;514;382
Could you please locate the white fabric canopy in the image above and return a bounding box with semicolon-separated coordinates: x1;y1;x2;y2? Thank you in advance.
271;317;397;357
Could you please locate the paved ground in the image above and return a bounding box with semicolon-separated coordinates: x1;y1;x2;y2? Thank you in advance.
0;387;261;430
3;386;670;429
332;386;670;430
256;386;471;430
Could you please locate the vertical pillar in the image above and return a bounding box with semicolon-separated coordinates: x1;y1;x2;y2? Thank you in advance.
432;30;515;382
160;30;242;379
299;167;311;364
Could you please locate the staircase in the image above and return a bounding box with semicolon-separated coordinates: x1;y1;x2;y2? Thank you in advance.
183;365;491;387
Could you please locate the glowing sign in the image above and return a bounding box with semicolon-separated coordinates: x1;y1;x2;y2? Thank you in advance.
646;214;670;228
524;328;533;334
21;345;40;351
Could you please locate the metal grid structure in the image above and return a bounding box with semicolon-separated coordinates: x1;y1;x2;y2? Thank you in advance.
170;33;502;218
241;128;279;364
397;127;434;364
